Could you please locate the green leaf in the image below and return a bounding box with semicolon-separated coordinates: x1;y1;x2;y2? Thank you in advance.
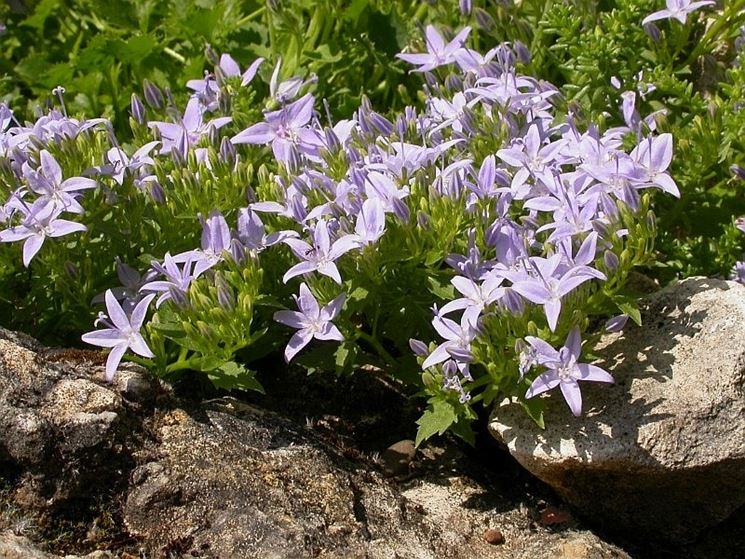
449;418;476;446
334;340;358;374
344;0;369;23
22;0;61;30
415;399;457;447
426;276;454;300
611;294;642;326
209;361;265;393
519;397;545;430
111;34;157;64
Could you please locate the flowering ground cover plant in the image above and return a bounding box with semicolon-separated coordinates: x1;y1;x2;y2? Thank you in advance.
0;0;744;444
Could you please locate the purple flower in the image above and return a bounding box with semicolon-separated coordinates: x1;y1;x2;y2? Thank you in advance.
396;25;471;73
629;134;679;197
173;210;232;277
103;141;159;185
149;97;231;154
497;125;565;197
92;258;157;313
642;0;715;25
508;255;605;331
141;252;196;307
273;283;345;362
24;150;97;215
0;205;86;266
352;197;386;245
438;273;505;318
231;93;319;163
422;312;480;370
81;290;156;381
524;328;614;416
236;207;298;251
283;219;359;284
218;54;265;86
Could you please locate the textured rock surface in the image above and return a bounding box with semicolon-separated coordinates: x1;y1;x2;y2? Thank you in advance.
0;326;632;558
490;277;745;545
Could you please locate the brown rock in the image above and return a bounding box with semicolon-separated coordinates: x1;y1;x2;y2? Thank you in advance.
490;278;745;544
380;439;416;477
483;528;505;545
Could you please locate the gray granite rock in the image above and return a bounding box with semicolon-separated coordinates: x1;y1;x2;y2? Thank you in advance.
0;326;632;558
490;277;745;544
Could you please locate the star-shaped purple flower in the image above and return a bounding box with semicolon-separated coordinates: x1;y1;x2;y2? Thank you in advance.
273;283;345;362
524;328;614;416
82;290;156;381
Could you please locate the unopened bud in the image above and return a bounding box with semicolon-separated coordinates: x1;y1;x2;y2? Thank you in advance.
215;274;235;311
63;261;78;278
205;44;220;66
208;123;220;146
514;41;531;64
218;92;231;114
147;179;165;204
130;93;146;125
731;164;745;181
409;338;429;357
220;137;236;166
444;73;462;92
603;250;619;271
143;80;164;109
474;8;495;31
643;22;661;43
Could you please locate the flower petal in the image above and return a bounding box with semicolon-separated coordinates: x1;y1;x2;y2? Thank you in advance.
560;380;583;416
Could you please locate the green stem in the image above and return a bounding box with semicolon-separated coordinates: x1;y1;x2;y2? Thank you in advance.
686;0;745;65
357;331;397;369
163;47;186;64
235;6;267;27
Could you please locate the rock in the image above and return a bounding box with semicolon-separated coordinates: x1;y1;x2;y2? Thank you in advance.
379;439;416;477
489;277;745;544
0;531;114;559
0;327;631;558
483;528;505;545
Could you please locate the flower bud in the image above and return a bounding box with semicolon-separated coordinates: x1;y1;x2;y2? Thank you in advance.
130;93;146;125
220;137;236;166
218;92;231;114
605;314;629;333
324;127;341;152
208;123;220;146
731;165;745;181
205;43;220;66
643;22;661;43
514;41;531;64
416;211;430;230
215;274;235;311
603;250;619;271
143;80;164;109
444;73;462;92
409;338;428;357
63;260;79;278
474;8;495;31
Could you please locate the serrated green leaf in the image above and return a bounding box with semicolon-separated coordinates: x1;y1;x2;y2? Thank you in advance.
209;361;265;393
415;399;457;446
426;276;454;300
611;294;642;326
519;397;545;430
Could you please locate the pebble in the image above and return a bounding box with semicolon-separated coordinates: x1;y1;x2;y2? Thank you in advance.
482;528;505;545
380;439;416;477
